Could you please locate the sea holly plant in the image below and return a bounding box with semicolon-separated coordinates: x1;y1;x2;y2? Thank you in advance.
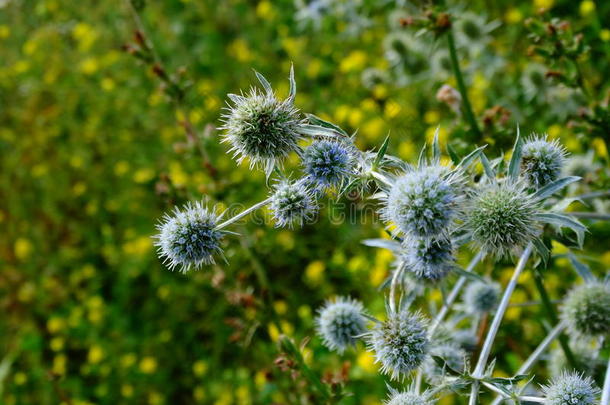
152;67;610;404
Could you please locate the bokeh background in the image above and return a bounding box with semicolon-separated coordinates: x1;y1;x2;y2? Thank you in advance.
1;0;609;404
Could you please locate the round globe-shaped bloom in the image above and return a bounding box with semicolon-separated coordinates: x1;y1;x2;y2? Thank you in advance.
302;140;355;190
463;281;501;314
385;390;432;405
315;296;367;354
402;236;455;283
560;282;610;338
221;85;303;176
452;329;478;353
366;310;429;380
384;166;463;239
464;181;540;257
549;341;604;380
423;344;467;383
521;135;567;189
542;372;599;405
269;181;318;228
154;202;225;272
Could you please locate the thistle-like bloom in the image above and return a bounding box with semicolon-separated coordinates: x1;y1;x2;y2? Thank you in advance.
541;372;600;405
220;71;303;176
384;166;463;239
463;281;500;314
423;344;467;383
366;309;429;380
269;181;318;228
315;296;367;354
464;181;540;257
521;135;567;189
402;236;455;283
154;202;225;272
549;341;604;379
560;282;610;338
302;140;355;190
385;389;432;405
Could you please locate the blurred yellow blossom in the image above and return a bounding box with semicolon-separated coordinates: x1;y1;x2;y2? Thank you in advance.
139;356;158;374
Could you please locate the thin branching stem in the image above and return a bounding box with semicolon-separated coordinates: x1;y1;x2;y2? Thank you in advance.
216;198;272;229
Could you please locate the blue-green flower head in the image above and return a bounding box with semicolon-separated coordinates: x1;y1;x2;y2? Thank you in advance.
384;166;464;239
521;135;567;189
542;372;600;405
220;71;303;176
423;344;467;383
385;389;433;405
402;236;455;283
464;181;540;257
315;296;367;354
269;180;318;228
561;282;610;338
463;281;501;314
154;202;225;272
366;309;429;380
302;140;355;190
549;341;604;380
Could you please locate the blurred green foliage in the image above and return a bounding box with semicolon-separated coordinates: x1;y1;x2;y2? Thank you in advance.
1;0;609;404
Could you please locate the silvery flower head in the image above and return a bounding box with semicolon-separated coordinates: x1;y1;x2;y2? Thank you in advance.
423;344;467;383
384;166;463;239
385;388;433;405
220;69;303;177
361;67;389;90
464;180;540;257
302;139;355;190
541;372;600;405
154;201;225;272
549;341;604;380
383;32;428;78
269;180;318;228
560;282;610;338
402;236;455;283
366;309;429;380
463;281;501;314
315;296;367;354
521;135;567;189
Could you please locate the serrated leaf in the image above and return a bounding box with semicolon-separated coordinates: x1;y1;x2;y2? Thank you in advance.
567;252;595;282
432;126;441;164
480;152;496;181
532;238;549;266
507;126;523;180
305;113;348;137
447;143;460;165
431;356;462;376
418;144;427;167
254;70;273;94
287;63;296;103
297;124;342;137
373;135;391;168
533;176;581;201
456;145;487;171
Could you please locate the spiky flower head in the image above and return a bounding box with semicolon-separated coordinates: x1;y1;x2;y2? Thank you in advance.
464;181;540;257
402;236;455;283
541;372;600;405
549;341;604;380
269;180;318;228
220;69;303;176
521;135;567;189
366;309;429;380
463;281;501;314
560;282;610;338
315;296;367;354
423;344;467;383
385;388;433;405
154;202;225;272
384;166;463;239
302;140;355;190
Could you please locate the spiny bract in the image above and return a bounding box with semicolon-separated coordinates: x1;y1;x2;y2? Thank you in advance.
302;140;354;190
402;236;455;283
560;282;610;338
541;372;600;405
315;296;367;354
464;181;540;257
385;390;433;405
423;344;467;383
366;309;429;380
269;181;318;228
463;280;500;314
384;166;462;239
154;202;224;272
521;135;567;189
220;73;303;176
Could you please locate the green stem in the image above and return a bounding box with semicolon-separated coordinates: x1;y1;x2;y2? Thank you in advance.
447;30;482;140
532;268;578;370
